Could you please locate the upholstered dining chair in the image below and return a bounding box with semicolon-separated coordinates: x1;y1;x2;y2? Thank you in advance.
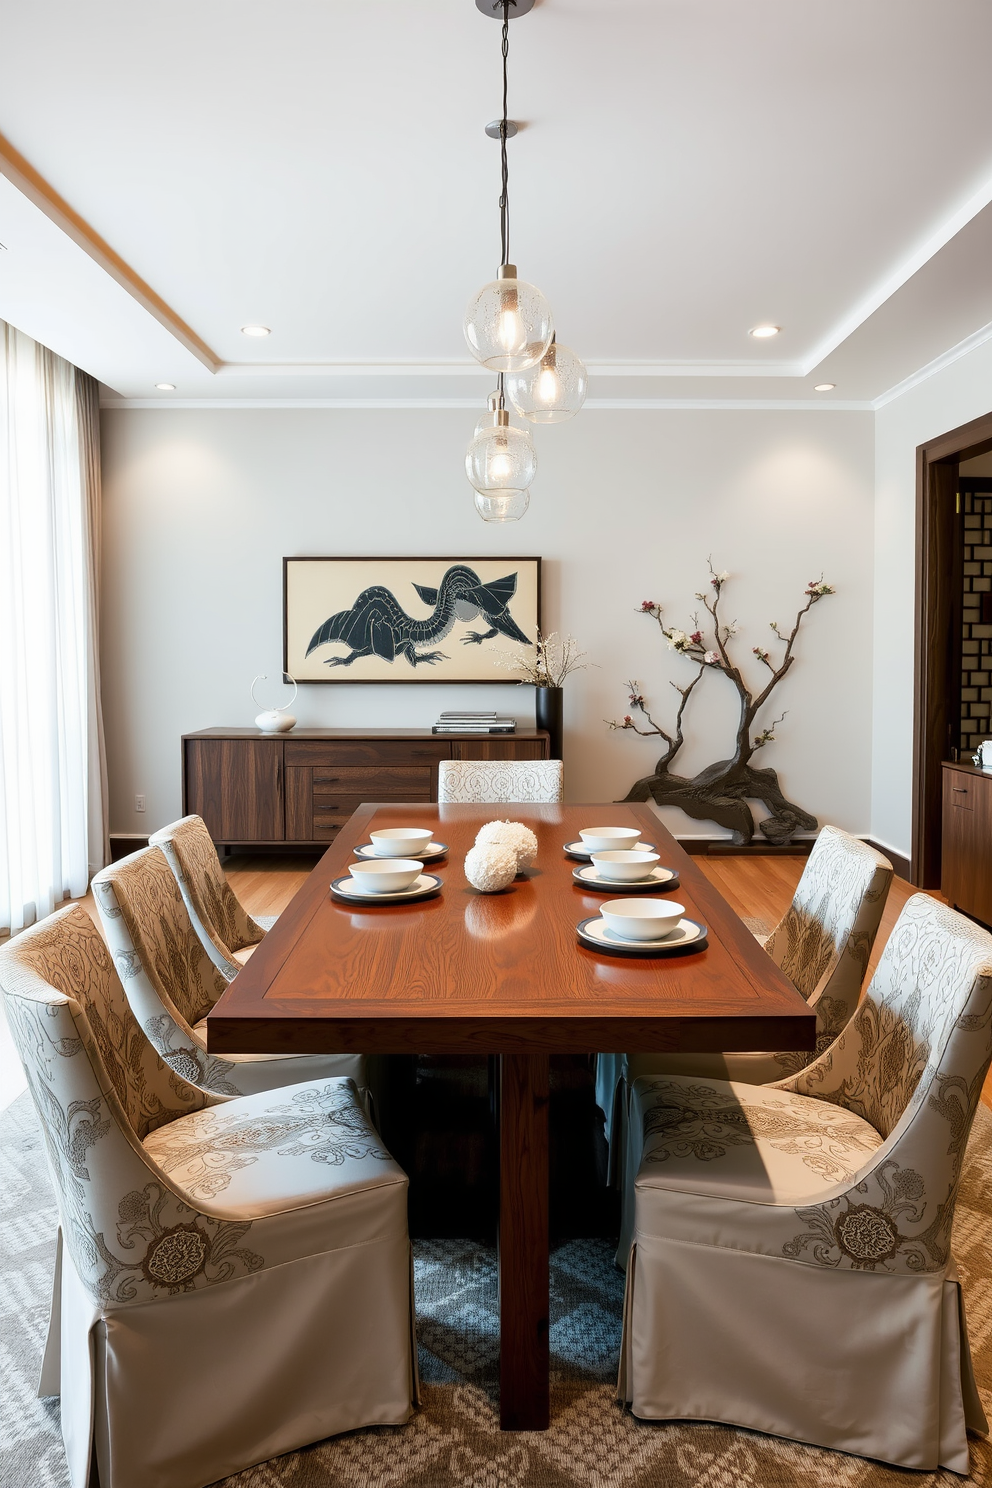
149;814;275;977
595;827;893;1153
0;904;416;1488
437;758;564;803
92;847;367;1099
618;892;992;1473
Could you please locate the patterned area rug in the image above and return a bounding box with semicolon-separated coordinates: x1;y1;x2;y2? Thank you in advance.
1;1090;990;1488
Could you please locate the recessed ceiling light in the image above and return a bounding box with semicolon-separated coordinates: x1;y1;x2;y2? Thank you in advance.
154;382;176;391
814;383;835;392
241;324;271;337
749;324;780;339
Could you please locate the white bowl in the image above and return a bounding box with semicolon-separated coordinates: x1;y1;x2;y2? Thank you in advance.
600;898;685;941
369;828;434;858
589;849;661;882
579;826;642;853
347;859;423;893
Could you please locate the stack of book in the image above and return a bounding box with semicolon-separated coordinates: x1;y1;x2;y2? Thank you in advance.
432;710;516;735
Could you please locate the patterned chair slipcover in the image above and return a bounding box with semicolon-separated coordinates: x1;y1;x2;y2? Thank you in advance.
595;827;893;1154
619;893;992;1472
0;905;416;1488
149;814;275;977
92;847;366;1098
437;758;564;803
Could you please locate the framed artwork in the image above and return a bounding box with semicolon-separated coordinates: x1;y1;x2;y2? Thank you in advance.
283;556;542;683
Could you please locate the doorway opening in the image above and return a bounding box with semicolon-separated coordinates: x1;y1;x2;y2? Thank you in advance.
913;411;992;886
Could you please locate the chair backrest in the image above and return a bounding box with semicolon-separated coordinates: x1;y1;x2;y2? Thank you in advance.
764;826;893;1056
149;814;262;974
437;759;564;804
0;906;250;1308
780;894;992;1274
92;848;244;1094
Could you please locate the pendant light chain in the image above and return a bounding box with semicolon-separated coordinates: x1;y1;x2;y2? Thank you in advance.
496;0;511;413
499;0;511;268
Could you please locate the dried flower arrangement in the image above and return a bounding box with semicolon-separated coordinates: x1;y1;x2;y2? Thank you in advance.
492;630;590;689
607;561;835;845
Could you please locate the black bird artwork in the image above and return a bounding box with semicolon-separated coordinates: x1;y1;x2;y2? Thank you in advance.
306;564;532;667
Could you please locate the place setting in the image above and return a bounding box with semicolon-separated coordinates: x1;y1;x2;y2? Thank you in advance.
351;826;449;864
576;897;707;958
563;826;658;862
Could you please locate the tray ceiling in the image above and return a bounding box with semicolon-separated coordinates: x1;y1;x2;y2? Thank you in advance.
1;0;991;407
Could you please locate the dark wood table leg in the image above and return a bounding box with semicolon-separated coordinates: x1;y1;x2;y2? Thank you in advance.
498;1052;550;1430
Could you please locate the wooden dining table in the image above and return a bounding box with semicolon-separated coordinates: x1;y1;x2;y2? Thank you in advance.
207;801;815;1431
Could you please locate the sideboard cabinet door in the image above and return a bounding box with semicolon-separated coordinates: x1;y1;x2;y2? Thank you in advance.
184;739;284;843
941;765;992;926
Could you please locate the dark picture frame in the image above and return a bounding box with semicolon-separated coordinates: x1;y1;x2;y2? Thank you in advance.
283;556;543;684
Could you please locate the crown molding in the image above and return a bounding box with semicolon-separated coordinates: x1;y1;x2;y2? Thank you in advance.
0;131;220;372
213;358;803;379
871;317;992;410
802;168;992;375
100;395;873;411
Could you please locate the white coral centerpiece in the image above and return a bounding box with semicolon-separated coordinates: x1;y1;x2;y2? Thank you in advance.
464;841;518;894
474;819;538;870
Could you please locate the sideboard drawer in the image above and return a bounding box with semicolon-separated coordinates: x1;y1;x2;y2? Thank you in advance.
312;791;432;817
312;767;433;795
285;740;450;768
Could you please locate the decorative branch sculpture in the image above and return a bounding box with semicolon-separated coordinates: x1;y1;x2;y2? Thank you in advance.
608;563;835;845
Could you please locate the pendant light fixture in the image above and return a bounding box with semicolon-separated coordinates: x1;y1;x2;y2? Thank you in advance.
463;0;587;521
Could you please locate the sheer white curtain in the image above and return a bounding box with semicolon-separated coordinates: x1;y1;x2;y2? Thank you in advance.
0;320;109;935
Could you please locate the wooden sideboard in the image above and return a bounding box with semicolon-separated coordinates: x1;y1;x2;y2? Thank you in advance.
182;727;551;850
941;761;992;926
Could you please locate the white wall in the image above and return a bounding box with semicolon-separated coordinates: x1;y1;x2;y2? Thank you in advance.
872;340;992;860
100;407;875;841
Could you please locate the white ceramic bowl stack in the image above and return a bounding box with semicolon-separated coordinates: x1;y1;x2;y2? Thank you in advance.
588;849;661;882
369;828;434;858
347;859;424;893
600;898;685;941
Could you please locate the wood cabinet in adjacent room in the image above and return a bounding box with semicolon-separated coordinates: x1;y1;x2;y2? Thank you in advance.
941;761;992;927
182;727;550;850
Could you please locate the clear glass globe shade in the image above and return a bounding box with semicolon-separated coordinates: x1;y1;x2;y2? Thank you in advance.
506;341;588;424
465;422;537;495
463;276;554;372
475;490;530;523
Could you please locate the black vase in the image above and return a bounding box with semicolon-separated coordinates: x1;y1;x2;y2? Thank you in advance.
535;686;563;760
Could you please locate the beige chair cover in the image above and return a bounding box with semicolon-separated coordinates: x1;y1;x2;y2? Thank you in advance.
0;905;417;1488
92;847;365;1097
149;814;270;977
618;893;992;1472
437;758;564;803
596;828;893;1151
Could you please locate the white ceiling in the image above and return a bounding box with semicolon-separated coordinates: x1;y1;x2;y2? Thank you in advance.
1;0;991;408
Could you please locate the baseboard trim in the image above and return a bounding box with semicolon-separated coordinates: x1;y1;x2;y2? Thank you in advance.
862;838;912;882
110;834;149;860
677;838;812;857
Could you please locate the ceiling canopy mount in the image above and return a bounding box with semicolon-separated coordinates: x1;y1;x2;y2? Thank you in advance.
475;0;536;17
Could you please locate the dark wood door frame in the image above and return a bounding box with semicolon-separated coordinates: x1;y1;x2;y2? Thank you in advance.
913;409;992;886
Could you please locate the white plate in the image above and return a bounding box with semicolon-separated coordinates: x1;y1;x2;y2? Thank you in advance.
564;839;656;861
576;914;707;956
330;872;442;904
572;864;678;892
353;841;448;863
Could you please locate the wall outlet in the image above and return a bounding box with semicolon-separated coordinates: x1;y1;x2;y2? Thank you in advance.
134;794;146;813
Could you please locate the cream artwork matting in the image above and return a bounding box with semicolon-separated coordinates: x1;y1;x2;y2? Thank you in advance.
283;556;542;684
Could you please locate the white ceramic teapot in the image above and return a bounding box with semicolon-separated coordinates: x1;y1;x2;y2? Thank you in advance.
979;740;992;772
251;674;298;733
